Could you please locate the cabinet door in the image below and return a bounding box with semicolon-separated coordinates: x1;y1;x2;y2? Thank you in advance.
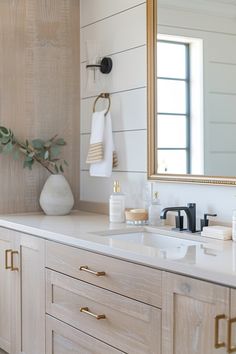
46;315;124;354
229;289;236;353
0;228;20;354
0;230;12;353
20;234;45;354
162;272;230;354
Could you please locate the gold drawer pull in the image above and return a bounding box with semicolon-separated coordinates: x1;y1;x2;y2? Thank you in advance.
80;307;106;320
11;250;19;271
215;314;226;349
79;265;106;277
228;318;236;353
5;249;12;270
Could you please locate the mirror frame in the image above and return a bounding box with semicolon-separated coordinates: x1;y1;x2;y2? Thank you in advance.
147;0;236;186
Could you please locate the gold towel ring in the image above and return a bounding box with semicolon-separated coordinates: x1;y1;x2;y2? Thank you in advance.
93;93;111;116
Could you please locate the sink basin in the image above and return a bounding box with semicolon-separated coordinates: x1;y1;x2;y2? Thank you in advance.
103;231;203;260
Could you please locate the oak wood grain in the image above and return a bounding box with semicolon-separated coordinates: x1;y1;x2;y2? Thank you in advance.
46;240;162;307
46;270;161;354
46;315;124;354
0;0;80;213
162;272;230;354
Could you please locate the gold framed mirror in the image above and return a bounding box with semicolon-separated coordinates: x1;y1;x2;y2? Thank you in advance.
147;0;236;186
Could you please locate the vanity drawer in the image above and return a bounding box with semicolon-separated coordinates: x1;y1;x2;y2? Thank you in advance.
46;240;162;307
46;270;161;354
46;315;124;354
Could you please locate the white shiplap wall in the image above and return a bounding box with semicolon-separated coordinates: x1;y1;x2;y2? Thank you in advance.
80;0;147;208
80;0;236;224
158;1;236;176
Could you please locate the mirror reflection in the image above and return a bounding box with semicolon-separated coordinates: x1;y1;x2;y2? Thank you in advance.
156;0;236;177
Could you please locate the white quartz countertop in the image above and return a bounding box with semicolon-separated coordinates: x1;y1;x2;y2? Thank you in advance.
0;210;235;288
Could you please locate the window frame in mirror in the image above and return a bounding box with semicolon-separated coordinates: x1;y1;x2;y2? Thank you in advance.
146;0;236;186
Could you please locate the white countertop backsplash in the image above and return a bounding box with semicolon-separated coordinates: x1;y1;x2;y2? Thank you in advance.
0;210;235;288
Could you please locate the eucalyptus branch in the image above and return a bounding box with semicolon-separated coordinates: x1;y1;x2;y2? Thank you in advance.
0;127;68;174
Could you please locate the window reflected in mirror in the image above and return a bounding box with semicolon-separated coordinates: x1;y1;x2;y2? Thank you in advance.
156;34;204;175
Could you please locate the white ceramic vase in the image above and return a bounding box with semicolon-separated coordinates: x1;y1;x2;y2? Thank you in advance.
39;174;74;216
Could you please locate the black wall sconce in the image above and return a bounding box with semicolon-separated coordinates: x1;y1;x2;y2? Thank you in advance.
86;57;113;74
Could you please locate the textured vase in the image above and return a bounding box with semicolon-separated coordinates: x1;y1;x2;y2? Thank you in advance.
39;175;74;216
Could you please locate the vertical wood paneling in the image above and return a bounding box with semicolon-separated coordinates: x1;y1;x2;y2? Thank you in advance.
0;0;80;213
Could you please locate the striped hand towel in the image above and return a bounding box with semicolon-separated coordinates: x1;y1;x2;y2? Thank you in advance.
86;110;105;164
89;111;118;177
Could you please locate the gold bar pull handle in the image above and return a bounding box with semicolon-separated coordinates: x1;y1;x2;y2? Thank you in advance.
215;314;226;349
228;318;236;353
80;307;106;320
11;250;19;271
5;249;12;270
79;265;106;277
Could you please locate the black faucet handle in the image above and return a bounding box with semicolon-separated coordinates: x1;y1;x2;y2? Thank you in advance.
200;213;217;231
187;203;196;208
175;211;184;231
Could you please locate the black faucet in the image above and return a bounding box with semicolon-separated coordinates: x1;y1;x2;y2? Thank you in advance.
160;203;197;233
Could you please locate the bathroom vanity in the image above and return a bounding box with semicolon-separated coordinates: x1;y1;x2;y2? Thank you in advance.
0;211;236;354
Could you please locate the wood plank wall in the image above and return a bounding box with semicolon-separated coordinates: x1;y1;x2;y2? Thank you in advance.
0;0;80;213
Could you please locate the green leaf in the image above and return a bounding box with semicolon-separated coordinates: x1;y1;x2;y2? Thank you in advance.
32;139;45;149
0;127;11;137
55;138;66;146
0;135;11;144
44;141;52;148
64;160;68;166
25;155;33;162
28;152;35;158
3;142;14;154
59;164;64;173
50;145;60;159
23;159;34;170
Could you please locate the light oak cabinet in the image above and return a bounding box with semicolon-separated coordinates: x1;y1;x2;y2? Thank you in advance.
45;241;162;354
46;316;125;354
0;229;20;354
46;269;161;354
229;290;236;353
162;272;236;354
0;228;45;354
2;227;236;354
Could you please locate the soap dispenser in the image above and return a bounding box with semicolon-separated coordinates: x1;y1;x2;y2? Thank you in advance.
148;192;163;226
109;181;125;223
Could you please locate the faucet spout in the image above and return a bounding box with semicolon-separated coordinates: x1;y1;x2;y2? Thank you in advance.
160;203;196;233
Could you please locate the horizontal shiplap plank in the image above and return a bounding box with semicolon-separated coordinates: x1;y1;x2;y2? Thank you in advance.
207;94;236;123
81;4;146;62
81;130;147;172
80;170;147;207
205;152;236;177
81;45;146;98
207;123;236;151
158;6;236;35
80;0;145;28
207;62;236;93
81;88;147;133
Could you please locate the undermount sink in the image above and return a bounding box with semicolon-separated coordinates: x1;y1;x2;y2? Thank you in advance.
100;231;204;260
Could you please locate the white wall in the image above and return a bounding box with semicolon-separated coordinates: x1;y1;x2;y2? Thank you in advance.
80;0;147;208
80;0;236;225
